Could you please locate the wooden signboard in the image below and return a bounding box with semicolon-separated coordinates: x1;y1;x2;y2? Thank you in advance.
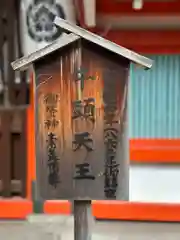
12;17;152;201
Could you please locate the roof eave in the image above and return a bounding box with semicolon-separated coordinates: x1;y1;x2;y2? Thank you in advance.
54;17;153;70
11;33;80;71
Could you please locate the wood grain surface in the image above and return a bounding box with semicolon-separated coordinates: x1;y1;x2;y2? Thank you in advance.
34;39;129;200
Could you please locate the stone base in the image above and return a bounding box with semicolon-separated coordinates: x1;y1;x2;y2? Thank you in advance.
27;214;73;225
0;217;179;240
27;214;118;240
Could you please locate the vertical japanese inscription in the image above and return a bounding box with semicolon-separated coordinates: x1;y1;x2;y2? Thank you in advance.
44;93;60;188
72;68;96;180
104;124;119;199
72;132;93;152
74;163;95;180
72;98;95;123
103;79;120;199
76;68;96;91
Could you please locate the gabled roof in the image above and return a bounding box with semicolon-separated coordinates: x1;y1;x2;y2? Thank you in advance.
12;33;80;71
54;17;152;69
11;18;153;71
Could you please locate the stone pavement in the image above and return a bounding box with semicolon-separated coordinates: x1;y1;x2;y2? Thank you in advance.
0;214;179;239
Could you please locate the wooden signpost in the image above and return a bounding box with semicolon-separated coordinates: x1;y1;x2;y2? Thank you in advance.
12;17;152;240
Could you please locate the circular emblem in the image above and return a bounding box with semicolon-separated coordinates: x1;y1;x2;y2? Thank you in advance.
26;0;66;42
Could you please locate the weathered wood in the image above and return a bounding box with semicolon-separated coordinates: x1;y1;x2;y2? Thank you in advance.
0;0;29;106
16;110;27;197
0;0;29;198
33;39;129;201
0;109;27;197
10;179;22;194
74;200;93;240
11;110;27;197
6;0;15;94
14;0;23;58
11;111;23;133
0;112;11;197
0;180;22;194
9;82;29;105
0;0;6;104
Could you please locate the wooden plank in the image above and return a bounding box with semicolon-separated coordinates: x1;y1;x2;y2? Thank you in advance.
4;0;29;105
14;0;23;58
21;110;27;197
74;200;93;240
0;180;22;193
0;0;5;105
11;110;22;133
9;82;29;106
12;110;27;197
10;179;22;193
0;111;11;197
1;0;29;105
0;109;27;197
6;0;15;98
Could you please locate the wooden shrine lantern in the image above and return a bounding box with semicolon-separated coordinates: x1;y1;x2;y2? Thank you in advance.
12;17;152;201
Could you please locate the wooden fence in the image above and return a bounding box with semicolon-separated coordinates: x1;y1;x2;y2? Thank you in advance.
0;109;27;197
0;0;29;198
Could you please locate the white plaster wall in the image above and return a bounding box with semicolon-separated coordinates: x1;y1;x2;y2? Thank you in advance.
129;165;180;203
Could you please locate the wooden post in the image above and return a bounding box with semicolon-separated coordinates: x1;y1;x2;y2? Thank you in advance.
73;43;93;240
74;200;93;240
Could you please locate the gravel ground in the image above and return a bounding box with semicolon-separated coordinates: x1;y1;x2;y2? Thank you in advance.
0;215;179;239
